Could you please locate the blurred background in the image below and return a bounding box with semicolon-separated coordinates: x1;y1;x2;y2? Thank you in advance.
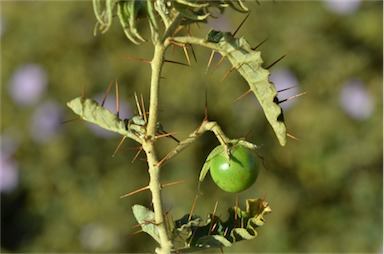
1;1;382;253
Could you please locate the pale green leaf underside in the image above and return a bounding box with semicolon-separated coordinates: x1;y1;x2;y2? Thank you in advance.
132;205;160;244
208;30;287;146
67;97;140;142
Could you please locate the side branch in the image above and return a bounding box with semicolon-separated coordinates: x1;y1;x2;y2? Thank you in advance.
161;120;258;165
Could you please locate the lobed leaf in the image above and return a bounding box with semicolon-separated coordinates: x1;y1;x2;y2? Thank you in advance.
171;198;271;252
207;30;287;146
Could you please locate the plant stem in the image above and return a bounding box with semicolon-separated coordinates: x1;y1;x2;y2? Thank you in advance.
144;43;173;254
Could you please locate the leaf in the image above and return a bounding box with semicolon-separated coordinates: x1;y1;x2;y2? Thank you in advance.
132;204;160;244
171;198;271;252
207;30;287;146
66;96;143;143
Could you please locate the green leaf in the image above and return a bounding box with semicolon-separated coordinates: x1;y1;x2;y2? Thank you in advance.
171;198;271;252
132;204;160;244
207;30;287;146
66;96;143;143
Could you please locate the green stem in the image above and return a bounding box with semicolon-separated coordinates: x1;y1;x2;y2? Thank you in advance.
144;43;172;253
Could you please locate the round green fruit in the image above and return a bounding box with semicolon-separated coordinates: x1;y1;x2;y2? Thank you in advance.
210;146;259;193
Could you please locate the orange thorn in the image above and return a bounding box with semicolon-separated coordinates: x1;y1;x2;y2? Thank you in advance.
233;89;252;103
260;192;268;210
161;180;186;188
128;229;144;236
287;133;301;141
61;117;81;124
155;131;180;140
101;80;113;107
112;136;127;157
81;83;86;98
208;201;219;236
206;50;215;73
220;63;243;82
278;91;307;104
188;195;199;222
120;185;150;198
131;146;143;163
121;55;151;63
134;92;142;117
140;94;147;123
242;129;253;140
156;146;177;167
182;46;191;66
211;56;225;73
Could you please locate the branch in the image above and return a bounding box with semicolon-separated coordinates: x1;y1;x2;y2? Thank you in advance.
160;120;258;166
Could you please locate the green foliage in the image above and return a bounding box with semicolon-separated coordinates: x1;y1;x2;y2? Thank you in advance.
133;199;271;252
206;29;287;146
2;1;382;253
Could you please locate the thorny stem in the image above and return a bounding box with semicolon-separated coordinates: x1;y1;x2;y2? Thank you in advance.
160;120;259;166
143;42;173;254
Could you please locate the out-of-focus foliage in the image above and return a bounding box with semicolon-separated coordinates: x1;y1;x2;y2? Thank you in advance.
1;1;382;253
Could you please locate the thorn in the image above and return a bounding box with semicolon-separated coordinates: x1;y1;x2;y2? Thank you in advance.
112;136;126;157
220;63;244;82
211;56;225;74
278;91;307;104
260;192;268;210
278;85;299;93
134;92;143;117
182;46;191;66
121;55;151;63
61;117;81;124
132;217;156;229
101;80;113;107
157;146;177;167
232;12;251;37
251;38;269;50
120;185;150;198
168;39;189;48
128;229;144;236
206;50;215;73
81;83;86;98
243;129;253;140
155;131;180;141
164;59;190;67
233;89;252;103
115;79;119;119
120;180;185;199
266;54;286;70
140;94;147;123
188;195;199;222
130;146;143;163
161;180;186;188
190;44;197;63
208;201;219;236
287;133;301;141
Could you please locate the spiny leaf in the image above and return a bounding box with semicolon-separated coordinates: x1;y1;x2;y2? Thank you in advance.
172;198;271;252
66;97;143;143
207;30;287;146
